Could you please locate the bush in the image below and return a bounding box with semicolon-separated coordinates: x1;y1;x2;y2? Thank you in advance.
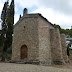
69;49;72;54
6;53;12;60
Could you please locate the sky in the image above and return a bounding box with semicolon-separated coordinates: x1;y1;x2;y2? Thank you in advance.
0;0;72;29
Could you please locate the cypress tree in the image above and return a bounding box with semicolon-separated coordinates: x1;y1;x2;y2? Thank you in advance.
1;0;14;61
1;0;9;61
8;0;14;47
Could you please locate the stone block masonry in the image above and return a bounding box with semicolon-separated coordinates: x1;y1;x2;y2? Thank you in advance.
12;8;68;65
60;34;69;63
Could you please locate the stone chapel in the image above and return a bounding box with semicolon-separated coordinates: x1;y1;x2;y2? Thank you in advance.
12;8;69;65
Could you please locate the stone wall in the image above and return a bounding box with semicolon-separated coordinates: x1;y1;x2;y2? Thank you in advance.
50;29;55;64
12;17;39;61
12;9;68;65
38;16;54;65
60;34;69;63
50;28;65;64
38;16;54;29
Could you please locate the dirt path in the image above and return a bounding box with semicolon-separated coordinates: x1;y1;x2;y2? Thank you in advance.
0;63;72;72
50;62;72;69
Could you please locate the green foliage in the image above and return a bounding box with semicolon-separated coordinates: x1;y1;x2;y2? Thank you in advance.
54;24;61;30
69;49;72;54
64;29;72;37
7;0;14;48
60;29;65;33
54;24;72;37
0;35;3;47
6;53;12;60
0;0;14;61
68;29;72;37
54;24;72;56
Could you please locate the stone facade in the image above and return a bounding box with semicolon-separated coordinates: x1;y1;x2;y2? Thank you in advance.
12;8;68;65
60;34;69;63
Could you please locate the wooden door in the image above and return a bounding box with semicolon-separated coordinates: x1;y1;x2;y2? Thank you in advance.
21;45;28;59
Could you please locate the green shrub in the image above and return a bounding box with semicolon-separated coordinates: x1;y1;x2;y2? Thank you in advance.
6;53;12;60
69;49;72;54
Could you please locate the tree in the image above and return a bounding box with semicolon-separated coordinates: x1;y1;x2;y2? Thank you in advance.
0;31;4;49
1;1;9;61
6;0;14;48
54;24;61;30
1;0;14;61
60;29;65;34
69;29;72;37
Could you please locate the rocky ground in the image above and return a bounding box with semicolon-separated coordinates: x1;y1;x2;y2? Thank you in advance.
0;63;72;72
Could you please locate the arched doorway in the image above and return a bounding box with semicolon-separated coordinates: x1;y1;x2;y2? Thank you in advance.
21;45;28;59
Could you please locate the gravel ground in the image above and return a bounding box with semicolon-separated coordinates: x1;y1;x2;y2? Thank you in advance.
0;63;72;72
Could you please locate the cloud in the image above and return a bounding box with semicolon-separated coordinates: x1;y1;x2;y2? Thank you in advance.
0;0;72;29
14;14;19;24
31;8;72;29
0;0;12;16
13;0;72;29
0;1;4;30
68;0;72;7
0;2;4;17
37;0;72;15
15;0;71;15
0;0;12;30
15;0;38;8
0;19;1;29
